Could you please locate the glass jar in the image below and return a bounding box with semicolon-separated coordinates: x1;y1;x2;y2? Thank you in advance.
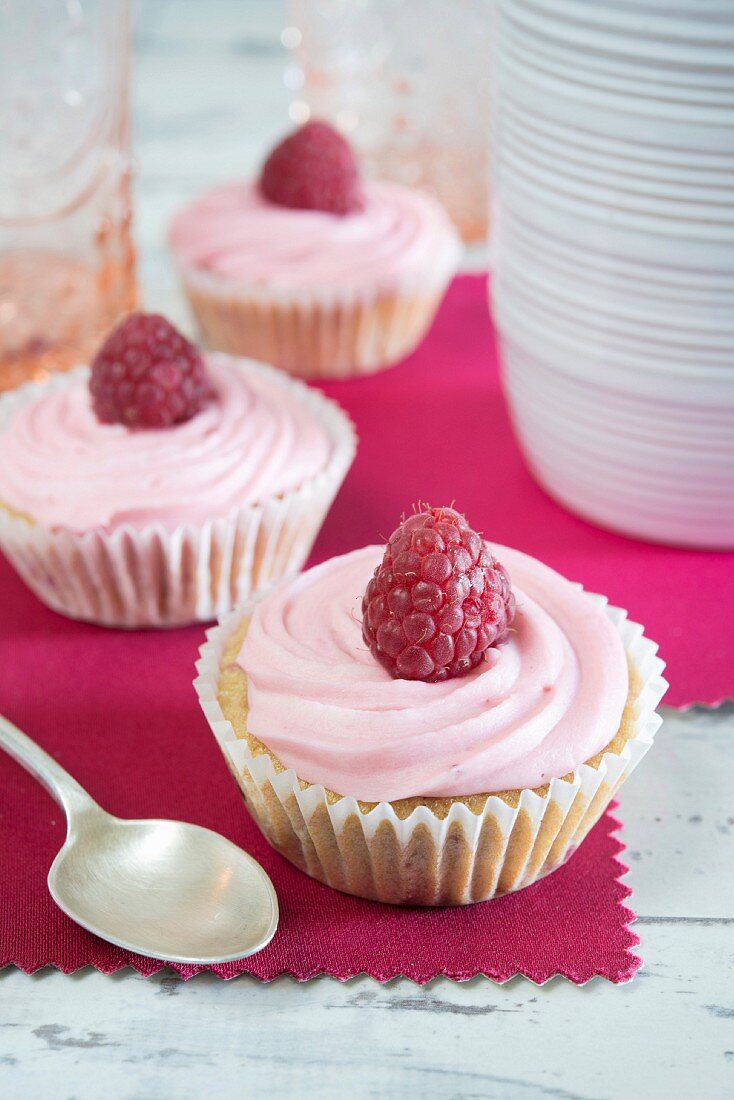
0;0;137;391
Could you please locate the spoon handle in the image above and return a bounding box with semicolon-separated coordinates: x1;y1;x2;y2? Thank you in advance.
0;713;98;821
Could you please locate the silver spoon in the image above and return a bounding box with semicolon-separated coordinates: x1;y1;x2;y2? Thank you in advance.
0;714;278;964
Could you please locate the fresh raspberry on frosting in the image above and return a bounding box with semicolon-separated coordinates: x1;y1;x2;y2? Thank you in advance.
362;506;516;683
259;120;365;215
90;313;213;428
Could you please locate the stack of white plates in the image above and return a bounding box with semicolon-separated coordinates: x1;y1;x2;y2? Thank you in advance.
491;0;734;548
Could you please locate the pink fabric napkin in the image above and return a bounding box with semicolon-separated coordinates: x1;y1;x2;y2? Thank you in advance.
1;273;723;983
0;576;640;981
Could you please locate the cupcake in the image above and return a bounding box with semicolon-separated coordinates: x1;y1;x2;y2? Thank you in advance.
197;506;667;905
0;313;355;628
168;121;462;380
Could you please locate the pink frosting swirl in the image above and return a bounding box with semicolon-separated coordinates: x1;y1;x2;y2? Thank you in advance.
238;545;629;801
168;180;461;294
0;355;333;532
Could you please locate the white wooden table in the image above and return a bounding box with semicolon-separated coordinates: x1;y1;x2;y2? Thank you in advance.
2;4;733;1097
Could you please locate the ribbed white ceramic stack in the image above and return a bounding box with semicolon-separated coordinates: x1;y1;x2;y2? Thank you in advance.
491;0;734;548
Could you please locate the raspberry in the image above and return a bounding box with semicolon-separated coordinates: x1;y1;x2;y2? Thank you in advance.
362;506;515;683
259;120;365;216
89;313;213;429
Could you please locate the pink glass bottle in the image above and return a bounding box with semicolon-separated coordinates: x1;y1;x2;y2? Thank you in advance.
0;0;137;391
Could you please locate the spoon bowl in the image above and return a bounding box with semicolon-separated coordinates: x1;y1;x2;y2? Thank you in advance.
49;809;278;963
0;715;278;964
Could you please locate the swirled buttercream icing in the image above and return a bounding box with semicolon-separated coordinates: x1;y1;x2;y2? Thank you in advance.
238;546;629;801
0;355;333;531
168;180;461;293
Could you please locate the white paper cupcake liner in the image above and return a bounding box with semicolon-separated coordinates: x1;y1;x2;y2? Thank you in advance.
0;361;356;628
175;259;459;380
195;587;667;905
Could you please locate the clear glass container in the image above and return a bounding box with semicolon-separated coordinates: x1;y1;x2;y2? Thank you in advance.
284;0;493;243
0;0;137;391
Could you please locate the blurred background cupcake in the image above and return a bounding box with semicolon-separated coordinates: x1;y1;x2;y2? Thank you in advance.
168;120;461;379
